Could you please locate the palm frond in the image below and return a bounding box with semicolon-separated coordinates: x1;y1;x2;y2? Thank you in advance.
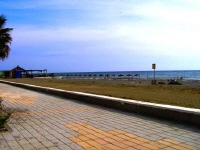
0;15;7;29
0;14;13;61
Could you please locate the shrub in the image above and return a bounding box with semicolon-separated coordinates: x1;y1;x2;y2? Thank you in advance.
0;112;11;129
158;81;166;85
0;98;13;130
0;98;2;110
168;80;182;85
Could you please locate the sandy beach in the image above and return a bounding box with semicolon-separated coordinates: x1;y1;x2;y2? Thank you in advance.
2;78;200;109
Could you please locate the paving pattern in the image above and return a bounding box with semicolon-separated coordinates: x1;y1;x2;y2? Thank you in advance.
0;83;200;150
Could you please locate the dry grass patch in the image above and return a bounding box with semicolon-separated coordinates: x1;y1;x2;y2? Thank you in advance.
2;78;200;109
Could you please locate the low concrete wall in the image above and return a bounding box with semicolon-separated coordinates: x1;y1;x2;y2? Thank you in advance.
0;80;200;125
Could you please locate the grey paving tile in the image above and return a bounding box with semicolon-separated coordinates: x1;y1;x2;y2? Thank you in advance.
67;143;84;150
0;140;9;149
17;138;30;145
20;143;35;150
51;139;65;146
31;142;46;149
58;145;73;150
41;141;55;148
0;147;12;150
38;148;48;150
47;146;60;150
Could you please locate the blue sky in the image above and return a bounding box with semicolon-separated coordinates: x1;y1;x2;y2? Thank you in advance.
1;0;200;72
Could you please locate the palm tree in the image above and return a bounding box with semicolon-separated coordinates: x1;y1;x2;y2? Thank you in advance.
0;15;13;61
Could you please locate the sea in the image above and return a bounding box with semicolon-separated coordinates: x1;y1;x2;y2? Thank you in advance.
53;70;200;81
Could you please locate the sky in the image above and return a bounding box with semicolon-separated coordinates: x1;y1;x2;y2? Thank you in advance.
1;0;200;73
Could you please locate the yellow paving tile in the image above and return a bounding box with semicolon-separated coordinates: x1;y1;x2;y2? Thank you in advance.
107;130;119;135
66;122;199;150
78;130;89;135
162;147;178;150
104;137;117;143
94;138;109;145
124;133;138;138
87;130;98;134
116;134;131;140
1;92;36;106
92;133;105;139
112;142;130;149
149;141;168;149
85;147;99;150
85;134;98;140
178;143;199;150
170;144;191;150
157;139;174;146
143;142;160;150
128;138;145;144
105;143;121;150
136;136;151;143
113;129;127;133
126;147;138;150
133;145;150;150
70;137;82;143
95;145;112;150
93;128;104;133
102;133;113;138
109;136;125;142
70;127;80;131
86;140;101;147
78;135;90;141
163;138;181;145
122;140;138;147
76;141;93;149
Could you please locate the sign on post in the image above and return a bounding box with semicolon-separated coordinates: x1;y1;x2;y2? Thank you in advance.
152;64;156;69
152;63;156;85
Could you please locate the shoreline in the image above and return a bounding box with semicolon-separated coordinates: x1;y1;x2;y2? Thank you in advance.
48;70;200;81
48;76;200;88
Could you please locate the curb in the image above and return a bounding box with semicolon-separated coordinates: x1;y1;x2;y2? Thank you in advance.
0;80;200;125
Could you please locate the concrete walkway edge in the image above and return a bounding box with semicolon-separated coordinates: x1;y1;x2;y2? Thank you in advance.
0;80;200;125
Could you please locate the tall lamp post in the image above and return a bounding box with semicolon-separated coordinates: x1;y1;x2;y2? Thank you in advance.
152;63;156;85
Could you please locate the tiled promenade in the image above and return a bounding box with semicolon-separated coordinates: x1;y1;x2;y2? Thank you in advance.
0;83;200;150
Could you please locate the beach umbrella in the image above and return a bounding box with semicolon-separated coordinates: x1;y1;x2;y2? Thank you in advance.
92;74;97;79
118;74;124;78
112;74;116;79
134;74;140;80
78;74;82;76
127;74;133;79
88;74;92;77
105;74;110;79
99;74;104;77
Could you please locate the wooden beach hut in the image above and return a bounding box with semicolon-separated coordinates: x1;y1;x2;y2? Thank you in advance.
3;65;25;78
12;65;26;78
2;66;47;78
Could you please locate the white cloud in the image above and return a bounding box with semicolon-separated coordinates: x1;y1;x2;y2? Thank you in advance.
5;0;200;71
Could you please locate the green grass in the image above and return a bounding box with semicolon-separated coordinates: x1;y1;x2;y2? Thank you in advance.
2;78;200;109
